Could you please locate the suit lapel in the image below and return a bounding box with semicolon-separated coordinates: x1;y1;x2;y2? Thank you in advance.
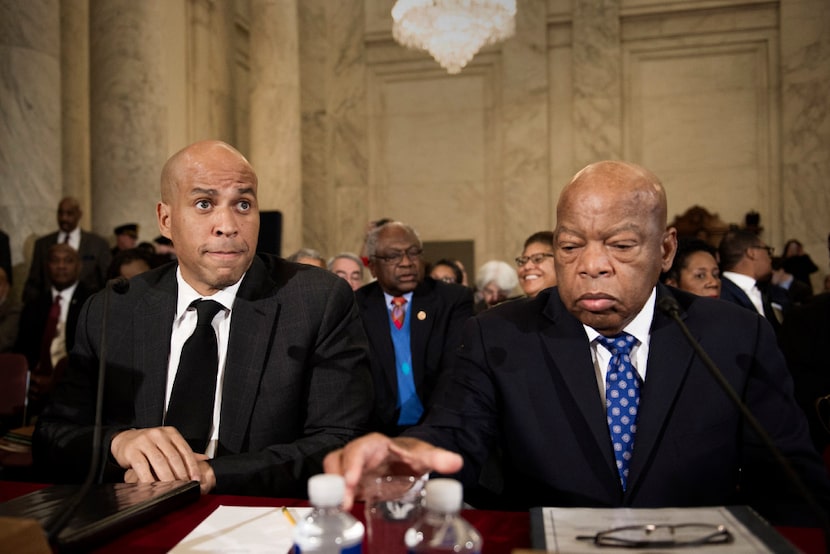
133;271;177;427
409;282;434;391
362;284;397;396
220;257;281;453
539;292;621;496
625;287;695;496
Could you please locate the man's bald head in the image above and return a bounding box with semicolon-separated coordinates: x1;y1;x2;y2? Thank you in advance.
160;140;257;204
557;161;668;234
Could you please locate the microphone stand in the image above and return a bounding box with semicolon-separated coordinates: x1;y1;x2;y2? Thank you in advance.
45;278;129;546
658;296;830;553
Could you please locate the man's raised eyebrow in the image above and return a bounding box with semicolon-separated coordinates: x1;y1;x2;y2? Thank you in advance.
188;187;217;196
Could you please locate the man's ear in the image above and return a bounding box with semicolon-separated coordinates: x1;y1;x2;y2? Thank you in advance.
157;202;172;238
660;227;678;272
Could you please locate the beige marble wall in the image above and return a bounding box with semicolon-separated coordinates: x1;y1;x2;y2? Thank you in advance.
89;0;168;245
0;0;61;290
61;0;91;221
4;0;827;285
249;0;303;253
780;0;830;287
621;2;781;241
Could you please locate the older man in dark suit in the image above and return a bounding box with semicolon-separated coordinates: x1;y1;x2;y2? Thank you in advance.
356;221;473;436
22;197;111;303
33;140;372;497
326;161;830;527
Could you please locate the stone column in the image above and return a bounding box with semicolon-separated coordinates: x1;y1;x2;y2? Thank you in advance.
61;0;91;220
780;0;830;287
501;0;549;254
572;0;621;165
89;0;167;243
249;0;303;254
0;0;61;289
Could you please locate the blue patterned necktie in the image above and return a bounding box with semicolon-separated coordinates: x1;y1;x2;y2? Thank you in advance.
597;332;640;491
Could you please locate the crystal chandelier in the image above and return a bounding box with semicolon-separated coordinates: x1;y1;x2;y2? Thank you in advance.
391;0;517;74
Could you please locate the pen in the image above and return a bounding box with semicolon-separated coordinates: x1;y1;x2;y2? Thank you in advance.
282;506;297;526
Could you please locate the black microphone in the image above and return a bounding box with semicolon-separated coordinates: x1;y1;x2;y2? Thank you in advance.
657;295;830;551
45;276;130;544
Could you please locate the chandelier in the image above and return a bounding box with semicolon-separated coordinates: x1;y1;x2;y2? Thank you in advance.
391;0;517;74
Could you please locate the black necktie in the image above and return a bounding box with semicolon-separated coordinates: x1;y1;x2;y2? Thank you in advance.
165;299;224;453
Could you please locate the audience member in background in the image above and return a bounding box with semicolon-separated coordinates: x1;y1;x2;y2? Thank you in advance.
780;290;830;453
108;248;155;280
15;244;93;419
782;239;818;294
474;260;519;312
328;252;364;291
516;231;557;298
454;259;470;288
112;223;139;257
428;258;463;285
324;160;830;527
356;221;473;436
359;218;393;267
0;229;11;286
772;256;812;306
0;267;22;352
718;229;789;333
33;140;371;496
288;247;327;268
153;235;177;263
660;238;721;298
23;197;111;304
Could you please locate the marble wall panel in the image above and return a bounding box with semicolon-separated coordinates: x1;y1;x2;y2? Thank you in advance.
623;31;779;241
572;0;622;164
500;0;550;258
780;0;830;286
0;0;61;289
249;0;302;252
60;0;91;220
368;62;497;266
89;0;168;243
324;0;368;255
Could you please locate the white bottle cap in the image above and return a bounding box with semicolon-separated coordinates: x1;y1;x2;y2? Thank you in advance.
424;478;463;513
308;474;345;507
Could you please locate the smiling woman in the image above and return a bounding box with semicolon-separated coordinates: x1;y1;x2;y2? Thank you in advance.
516;231;557;298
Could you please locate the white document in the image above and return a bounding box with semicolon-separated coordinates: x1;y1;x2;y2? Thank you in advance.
540;507;775;553
169;505;312;553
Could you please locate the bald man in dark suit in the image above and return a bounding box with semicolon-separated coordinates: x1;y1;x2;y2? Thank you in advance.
34;141;372;497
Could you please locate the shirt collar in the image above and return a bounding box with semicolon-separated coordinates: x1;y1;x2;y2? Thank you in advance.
383;290;414;308
52;281;79;302
583;287;656;345
722;271;757;292
174;266;243;320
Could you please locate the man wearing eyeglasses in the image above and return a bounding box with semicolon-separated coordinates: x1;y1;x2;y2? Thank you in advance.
718;228;790;333
355;221;473;437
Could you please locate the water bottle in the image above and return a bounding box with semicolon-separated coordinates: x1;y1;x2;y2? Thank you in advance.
293;474;364;554
404;479;483;553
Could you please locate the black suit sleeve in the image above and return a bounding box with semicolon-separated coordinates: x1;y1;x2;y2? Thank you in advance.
208;275;373;496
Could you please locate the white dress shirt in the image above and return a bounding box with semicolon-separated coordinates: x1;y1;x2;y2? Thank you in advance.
722;271;764;315
583;288;656;405
58;227;81;251
164;267;243;458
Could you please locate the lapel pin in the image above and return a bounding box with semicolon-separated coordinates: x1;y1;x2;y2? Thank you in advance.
417;311;426;321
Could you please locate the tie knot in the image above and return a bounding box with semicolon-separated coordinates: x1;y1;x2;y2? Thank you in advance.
596;332;637;356
392;296;407;308
192;299;224;325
